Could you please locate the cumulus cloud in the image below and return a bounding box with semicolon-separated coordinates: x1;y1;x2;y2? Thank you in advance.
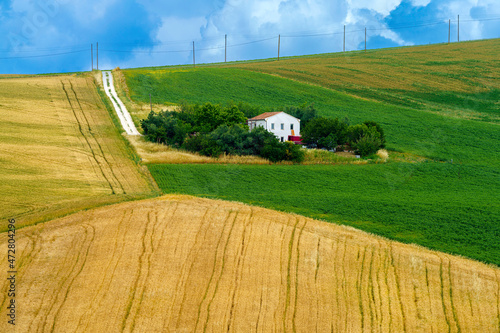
0;0;499;73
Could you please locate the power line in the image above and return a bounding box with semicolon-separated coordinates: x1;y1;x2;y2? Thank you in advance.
0;49;87;60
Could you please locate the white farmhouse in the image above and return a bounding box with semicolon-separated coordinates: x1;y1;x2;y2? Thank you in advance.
248;112;300;142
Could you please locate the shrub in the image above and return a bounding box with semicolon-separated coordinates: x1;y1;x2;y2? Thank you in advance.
352;126;383;156
284;141;305;163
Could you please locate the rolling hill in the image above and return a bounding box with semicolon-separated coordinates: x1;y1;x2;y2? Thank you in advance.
1;195;498;332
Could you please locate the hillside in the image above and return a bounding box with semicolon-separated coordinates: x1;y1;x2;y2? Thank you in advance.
0;74;157;230
1;195;499;332
118;39;500;266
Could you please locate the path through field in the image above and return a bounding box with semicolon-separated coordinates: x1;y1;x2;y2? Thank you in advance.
1;195;498;332
102;71;141;135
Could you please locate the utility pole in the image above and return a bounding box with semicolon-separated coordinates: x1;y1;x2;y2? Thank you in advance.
193;41;195;67
365;27;367;52
97;42;99;70
343;25;346;52
225;34;227;63
448;20;451;44
278;34;281;61
91;44;93;71
150;93;152;112
457;15;460;42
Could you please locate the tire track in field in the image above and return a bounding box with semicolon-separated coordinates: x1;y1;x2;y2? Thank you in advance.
76;209;129;331
60;80;116;194
447;259;462;333
29;227;85;333
38;223;93;332
389;245;407;332
202;212;239;333
292;219;307;333
50;224;95;332
125;209;157;332
166;206;214;331
68;80;126;195
226;209;253;332
192;210;233;332
283;217;300;332
439;257;452;333
356;246;367;331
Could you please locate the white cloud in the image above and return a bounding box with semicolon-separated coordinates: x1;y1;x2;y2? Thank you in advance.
409;0;431;7
347;0;402;16
156;16;206;43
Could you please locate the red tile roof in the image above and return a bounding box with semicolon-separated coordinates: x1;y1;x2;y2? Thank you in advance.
248;112;282;121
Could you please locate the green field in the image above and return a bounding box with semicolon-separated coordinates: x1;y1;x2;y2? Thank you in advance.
121;40;500;265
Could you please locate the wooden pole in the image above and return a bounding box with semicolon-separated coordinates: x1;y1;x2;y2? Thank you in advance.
193;41;195;67
97;42;99;70
91;44;93;71
457;15;460;42
225;34;227;63
278;34;280;61
150;93;152;112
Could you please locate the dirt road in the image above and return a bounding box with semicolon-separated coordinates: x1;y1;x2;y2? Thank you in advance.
102;70;141;135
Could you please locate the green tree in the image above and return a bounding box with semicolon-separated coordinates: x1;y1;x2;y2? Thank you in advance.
141;111;190;146
352;126;383;156
302;117;348;149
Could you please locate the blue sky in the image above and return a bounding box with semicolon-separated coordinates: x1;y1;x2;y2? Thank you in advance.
0;0;499;74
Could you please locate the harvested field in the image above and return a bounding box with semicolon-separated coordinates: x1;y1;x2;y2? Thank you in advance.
1;195;498;332
0;75;156;229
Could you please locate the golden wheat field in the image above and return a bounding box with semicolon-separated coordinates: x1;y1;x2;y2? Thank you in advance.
0;75;155;229
0;195;498;332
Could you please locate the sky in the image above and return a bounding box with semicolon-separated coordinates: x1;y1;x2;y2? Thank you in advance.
0;0;499;74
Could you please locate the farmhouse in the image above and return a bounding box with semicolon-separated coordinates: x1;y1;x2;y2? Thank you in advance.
248;112;301;142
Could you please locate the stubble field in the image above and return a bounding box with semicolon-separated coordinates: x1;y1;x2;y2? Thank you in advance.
0;195;498;332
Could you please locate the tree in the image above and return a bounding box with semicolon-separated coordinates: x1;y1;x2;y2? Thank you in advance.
363;120;386;148
352;126;383;156
141;111;190;146
302;117;348;149
284;102;317;128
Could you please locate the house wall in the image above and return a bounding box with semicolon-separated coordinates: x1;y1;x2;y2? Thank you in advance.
248;119;266;130
266;113;300;141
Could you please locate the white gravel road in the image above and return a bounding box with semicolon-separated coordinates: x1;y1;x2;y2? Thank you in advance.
102;71;141;135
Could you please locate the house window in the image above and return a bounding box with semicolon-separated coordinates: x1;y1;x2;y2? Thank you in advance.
281;137;284;142
271;123;275;130
281;123;284;130
290;124;294;130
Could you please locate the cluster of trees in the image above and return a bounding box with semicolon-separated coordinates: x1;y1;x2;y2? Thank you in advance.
301;117;385;156
141;101;385;161
141;102;304;162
